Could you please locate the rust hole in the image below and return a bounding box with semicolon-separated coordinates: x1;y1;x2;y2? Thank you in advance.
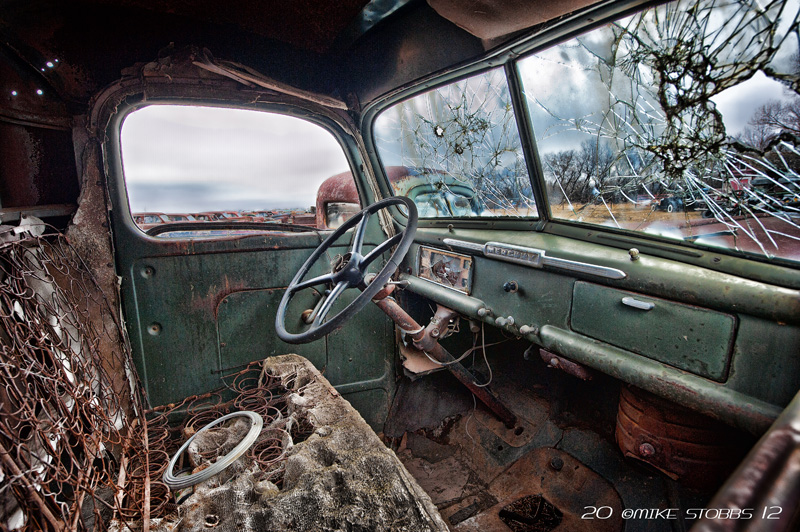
498;495;562;532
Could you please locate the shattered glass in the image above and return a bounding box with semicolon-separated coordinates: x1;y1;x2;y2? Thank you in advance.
374;68;538;218
519;0;800;262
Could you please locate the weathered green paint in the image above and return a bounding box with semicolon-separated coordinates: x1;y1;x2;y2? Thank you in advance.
338;389;391;430
726;315;800;407
129;249;319;406
570;282;735;381
538;325;781;435
413;227;800;325
216;288;396;430
217;289;326;371
402;226;800;434
121;220;395;415
326;301;394;387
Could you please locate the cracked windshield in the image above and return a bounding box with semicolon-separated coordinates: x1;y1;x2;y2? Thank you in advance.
374;68;537;218
376;0;799;263
519;0;800;261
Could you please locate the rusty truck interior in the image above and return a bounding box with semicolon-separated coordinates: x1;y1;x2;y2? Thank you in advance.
1;0;800;530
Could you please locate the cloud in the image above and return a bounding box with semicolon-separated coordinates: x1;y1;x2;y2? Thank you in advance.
121;105;350;213
710;71;794;136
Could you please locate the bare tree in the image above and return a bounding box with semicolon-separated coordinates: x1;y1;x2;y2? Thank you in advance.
749;98;800;137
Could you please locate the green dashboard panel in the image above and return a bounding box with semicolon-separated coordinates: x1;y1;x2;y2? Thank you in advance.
570;282;736;381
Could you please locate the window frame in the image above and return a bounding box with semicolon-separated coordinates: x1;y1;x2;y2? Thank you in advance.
112;99;368;241
370;63;543;224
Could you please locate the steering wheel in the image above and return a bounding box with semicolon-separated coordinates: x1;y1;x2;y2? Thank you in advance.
275;196;417;344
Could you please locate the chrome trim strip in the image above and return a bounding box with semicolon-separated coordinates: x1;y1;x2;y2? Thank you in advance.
442;238;627;280
485;241;544;268
442;238;484;253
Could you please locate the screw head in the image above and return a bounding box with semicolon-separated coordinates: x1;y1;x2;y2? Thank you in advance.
550;457;564;471
639;442;656;457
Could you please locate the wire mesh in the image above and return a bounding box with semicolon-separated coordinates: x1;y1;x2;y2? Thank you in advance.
0;233;146;531
0;233;306;531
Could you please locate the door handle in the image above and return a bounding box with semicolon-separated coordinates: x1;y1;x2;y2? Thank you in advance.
621;296;655;311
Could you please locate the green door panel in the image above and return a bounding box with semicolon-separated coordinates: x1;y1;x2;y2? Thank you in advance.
326;301;394;387
216;286;397;431
126;233;395;410
217;289;326;372
341;389;391;430
570;282;736;381
130;249;322;406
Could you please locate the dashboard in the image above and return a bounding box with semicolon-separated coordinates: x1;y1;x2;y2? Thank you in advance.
400;231;800;437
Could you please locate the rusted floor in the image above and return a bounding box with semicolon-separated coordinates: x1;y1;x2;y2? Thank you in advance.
386;344;714;532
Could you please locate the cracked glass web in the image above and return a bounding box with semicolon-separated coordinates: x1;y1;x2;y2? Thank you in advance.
519;0;800;262
375;0;799;263
374;68;538;218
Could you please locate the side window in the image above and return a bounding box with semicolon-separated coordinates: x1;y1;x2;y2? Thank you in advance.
518;0;800;262
374;68;537;218
120;105;353;235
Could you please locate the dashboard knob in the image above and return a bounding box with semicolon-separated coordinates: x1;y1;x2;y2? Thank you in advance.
503;281;519;293
495;316;515;327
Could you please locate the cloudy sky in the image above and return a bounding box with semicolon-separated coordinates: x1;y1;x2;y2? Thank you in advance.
710;71;792;135
121;105;350;214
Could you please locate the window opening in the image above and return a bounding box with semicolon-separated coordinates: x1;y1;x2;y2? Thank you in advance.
121;105;352;236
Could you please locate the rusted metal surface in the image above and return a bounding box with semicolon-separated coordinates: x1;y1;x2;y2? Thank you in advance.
538;324;782;435
374;296;518;428
421;343;518;429
0;232;146;531
398;338;444;376
370;279;397;302
375;295;426;340
442;448;623;531
315;170;359;228
616;386;749;491
0;254;445;531
692;387;800;532
539;348;595;381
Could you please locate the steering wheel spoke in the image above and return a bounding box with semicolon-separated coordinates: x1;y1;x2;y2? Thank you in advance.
361;233;403;270
312;281;349;326
290;273;334;294
276;196;417;344
350;211;371;255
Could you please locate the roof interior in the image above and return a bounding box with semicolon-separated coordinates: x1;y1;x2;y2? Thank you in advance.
0;0;601;113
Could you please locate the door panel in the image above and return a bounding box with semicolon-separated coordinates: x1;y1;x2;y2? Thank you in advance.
217;289;325;374
128;245;318;405
119;231;396;428
105;100;398;428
